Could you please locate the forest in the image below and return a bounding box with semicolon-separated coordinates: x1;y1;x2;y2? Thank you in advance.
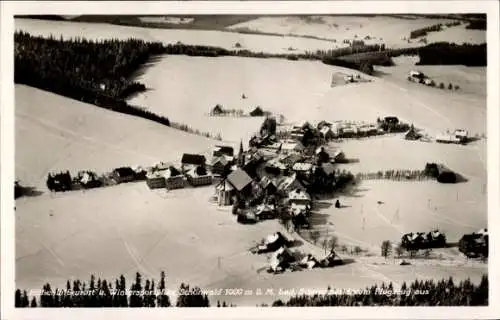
15;272;487;307
272;275;488;306
417;42;487;66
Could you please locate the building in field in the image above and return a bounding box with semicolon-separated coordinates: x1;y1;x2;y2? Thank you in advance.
112;167;136;183
181;153;207;172
186;165;212;186
216;168;254;205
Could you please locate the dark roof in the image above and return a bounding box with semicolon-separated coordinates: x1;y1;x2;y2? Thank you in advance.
114;167;135;177
181;154;206;165
212;104;224;113
249;106;264;116
214;145;234;156
227;168;253;191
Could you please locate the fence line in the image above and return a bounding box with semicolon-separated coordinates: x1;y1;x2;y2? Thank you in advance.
355;169;432;181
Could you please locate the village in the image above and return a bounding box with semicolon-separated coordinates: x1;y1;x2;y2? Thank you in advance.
41;110;487;275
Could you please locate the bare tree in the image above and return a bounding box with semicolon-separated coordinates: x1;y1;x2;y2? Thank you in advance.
310;230;321;245
381;240;392;259
395;243;404;259
329;236;339;252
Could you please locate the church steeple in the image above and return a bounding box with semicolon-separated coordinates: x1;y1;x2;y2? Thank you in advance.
237;140;245;167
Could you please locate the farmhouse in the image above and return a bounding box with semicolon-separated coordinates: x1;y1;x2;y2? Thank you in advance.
213;145;234;158
328;147;346;163
292;162;314;176
260;176;278;195
210;156;231;177
164;167;185;189
186;165;212;186
254;203;277;220
320;126;335;140
265;158;288;175
454;129;469;142
250;106;265;117
210;104;225;116
435;133;461;144
277;173;306;195
281;141;304;154
317;121;332;130
112;167;136;183
358;124;378;136
181;153;207;171
226;168;254;199
146;171;166;189
339;125;357;138
288;188;312;206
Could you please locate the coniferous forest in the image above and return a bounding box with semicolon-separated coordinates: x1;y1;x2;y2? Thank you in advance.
15;272;487;307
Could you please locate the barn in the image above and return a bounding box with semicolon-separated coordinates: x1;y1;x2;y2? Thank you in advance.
112;167;136;184
181;153;207;171
186;165;212;186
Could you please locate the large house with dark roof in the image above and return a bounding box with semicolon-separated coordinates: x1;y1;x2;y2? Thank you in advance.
181;153;207;171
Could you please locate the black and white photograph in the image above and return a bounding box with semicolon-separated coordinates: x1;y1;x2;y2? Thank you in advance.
1;1;499;319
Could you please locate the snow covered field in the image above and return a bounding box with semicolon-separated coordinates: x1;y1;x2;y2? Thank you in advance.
129;54;486;139
227;15;485;48
14;18;337;55
13;17;488;305
15;180;487;306
15;85;224;189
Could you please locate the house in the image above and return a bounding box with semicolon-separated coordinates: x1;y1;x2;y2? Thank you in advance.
329;147;346;163
146;172;166;189
264;142;282;153
383;116;399;125
436;133;461;144
409;70;425;79
317;121;332;130
254;203;277;220
358;124;378;136
292;163;314;176
249;106;265;117
277;173;306;195
181;153;207;171
213;145;234;158
112;167;136;183
265;158;287;175
320;126;335;140
454;129;469;142
260;176;278;195
339;126;357;138
163;166;186;189
281;141;304;154
226;168;254;198
210;156;231;177
210;104;225;116
185;165;212;186
288;188;312;208
215;179;235;206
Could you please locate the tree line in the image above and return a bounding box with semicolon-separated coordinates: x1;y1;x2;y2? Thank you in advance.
14;271;225;308
417;42;487;66
15;31;172;128
409;21;462;39
272;275;488;306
